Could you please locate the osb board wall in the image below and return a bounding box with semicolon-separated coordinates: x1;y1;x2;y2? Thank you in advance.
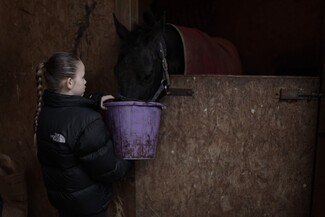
135;75;319;217
0;0;124;216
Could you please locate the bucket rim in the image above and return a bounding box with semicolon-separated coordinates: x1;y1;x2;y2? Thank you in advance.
104;101;164;108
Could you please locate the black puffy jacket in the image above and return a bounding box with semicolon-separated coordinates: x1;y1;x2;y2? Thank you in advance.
37;90;132;216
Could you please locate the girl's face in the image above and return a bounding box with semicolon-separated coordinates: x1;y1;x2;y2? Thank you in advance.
70;61;87;96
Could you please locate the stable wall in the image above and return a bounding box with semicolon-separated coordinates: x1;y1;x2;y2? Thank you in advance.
0;0;323;216
135;75;319;217
0;0;122;216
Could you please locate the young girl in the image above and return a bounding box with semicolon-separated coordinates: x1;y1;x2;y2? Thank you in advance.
33;52;132;217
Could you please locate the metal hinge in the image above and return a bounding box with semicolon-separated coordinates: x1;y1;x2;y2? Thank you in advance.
277;88;323;101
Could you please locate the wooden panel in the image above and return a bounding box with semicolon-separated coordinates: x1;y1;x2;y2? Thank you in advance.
112;1;138;217
311;2;325;215
0;0;121;216
135;75;319;217
115;0;138;29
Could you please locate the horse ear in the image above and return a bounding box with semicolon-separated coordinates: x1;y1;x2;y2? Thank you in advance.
157;11;166;29
143;9;158;27
113;13;130;40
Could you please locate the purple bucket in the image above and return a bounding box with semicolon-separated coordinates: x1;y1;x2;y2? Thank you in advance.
104;101;164;160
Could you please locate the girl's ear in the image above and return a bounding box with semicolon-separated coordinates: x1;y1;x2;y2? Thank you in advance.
66;77;74;90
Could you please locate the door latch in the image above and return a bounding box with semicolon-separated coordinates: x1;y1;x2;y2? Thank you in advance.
277;88;323;101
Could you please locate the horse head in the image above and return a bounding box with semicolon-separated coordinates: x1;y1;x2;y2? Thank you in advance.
113;12;242;101
113;13;168;102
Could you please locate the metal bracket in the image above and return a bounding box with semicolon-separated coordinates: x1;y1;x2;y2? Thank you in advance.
277;88;323;101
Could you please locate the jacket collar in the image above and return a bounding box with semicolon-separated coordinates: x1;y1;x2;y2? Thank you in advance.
42;90;96;108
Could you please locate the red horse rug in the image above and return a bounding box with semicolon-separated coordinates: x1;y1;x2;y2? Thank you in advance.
168;24;242;75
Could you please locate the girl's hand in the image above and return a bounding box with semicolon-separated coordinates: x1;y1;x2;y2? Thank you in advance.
101;95;115;110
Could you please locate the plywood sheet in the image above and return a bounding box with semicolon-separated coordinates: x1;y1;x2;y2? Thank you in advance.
135;75;319;217
0;0;119;216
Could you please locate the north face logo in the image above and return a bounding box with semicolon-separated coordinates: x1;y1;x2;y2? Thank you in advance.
50;133;66;143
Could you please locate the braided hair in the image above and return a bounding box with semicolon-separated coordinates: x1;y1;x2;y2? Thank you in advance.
34;63;44;138
33;52;80;146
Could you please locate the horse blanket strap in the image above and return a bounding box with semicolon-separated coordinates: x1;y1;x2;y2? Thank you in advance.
167;24;242;75
150;38;170;102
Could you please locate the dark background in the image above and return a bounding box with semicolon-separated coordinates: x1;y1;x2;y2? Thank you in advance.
141;0;324;76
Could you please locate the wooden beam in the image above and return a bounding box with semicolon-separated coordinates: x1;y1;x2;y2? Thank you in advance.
311;1;325;216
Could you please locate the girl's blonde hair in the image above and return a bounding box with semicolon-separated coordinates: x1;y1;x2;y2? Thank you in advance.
33;52;80;146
